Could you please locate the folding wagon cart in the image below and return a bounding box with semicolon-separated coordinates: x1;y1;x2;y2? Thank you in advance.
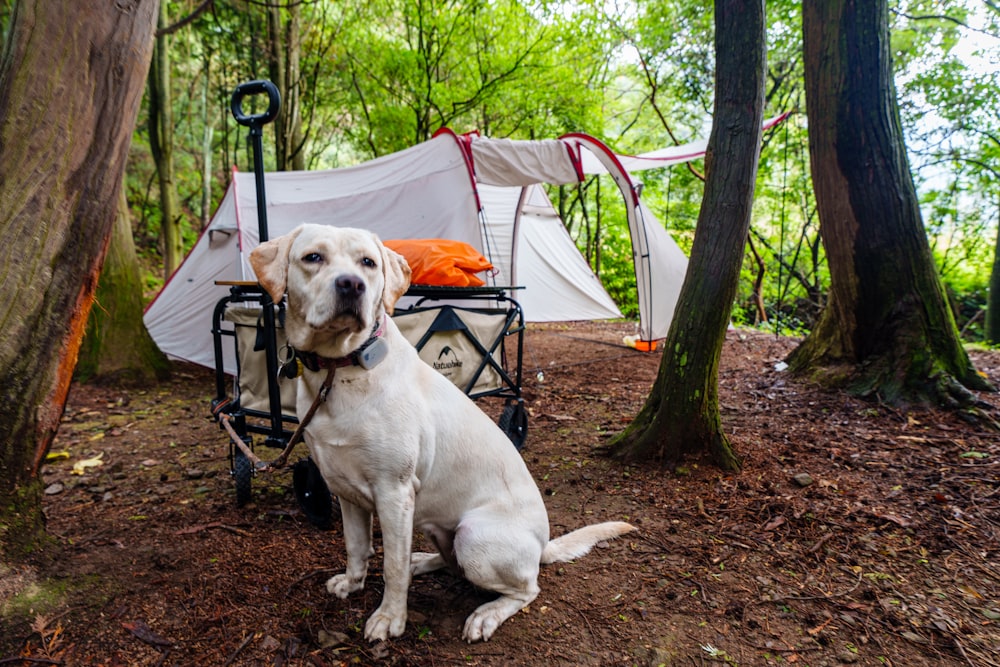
208;81;529;525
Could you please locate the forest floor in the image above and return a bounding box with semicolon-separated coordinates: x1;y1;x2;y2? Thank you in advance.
2;321;1000;667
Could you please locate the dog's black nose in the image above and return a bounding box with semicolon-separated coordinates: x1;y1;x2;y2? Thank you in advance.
335;274;366;298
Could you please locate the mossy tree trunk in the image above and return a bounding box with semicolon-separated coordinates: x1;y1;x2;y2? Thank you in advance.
608;0;765;470
789;0;994;405
0;0;157;560
76;187;171;384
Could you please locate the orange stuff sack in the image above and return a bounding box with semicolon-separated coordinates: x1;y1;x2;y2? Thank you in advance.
384;238;493;287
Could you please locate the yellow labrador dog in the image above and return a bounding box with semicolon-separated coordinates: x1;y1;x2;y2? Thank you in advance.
250;223;634;643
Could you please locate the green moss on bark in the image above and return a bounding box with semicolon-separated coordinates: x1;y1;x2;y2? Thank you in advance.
0;478;50;561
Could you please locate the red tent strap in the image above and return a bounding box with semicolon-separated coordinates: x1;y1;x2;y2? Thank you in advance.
561;140;586;182
433;127;482;211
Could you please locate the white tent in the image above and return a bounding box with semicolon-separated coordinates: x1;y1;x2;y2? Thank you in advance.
145;133;659;372
144;115;789;373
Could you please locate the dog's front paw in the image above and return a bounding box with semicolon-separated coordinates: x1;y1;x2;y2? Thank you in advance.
326;573;364;599
364;605;407;641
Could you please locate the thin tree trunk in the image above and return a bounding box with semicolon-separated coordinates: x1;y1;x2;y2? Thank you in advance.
286;3;305;171
268;3;305;171
987;196;1000;344
149;0;183;278
608;0;765;470
201;53;215;229
0;0;157;559
789;0;993;405
748;235;768;324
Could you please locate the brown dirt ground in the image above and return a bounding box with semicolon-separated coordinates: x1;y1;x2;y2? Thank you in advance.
2;321;1000;666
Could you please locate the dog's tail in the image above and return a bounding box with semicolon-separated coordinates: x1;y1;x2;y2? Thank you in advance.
540;521;635;564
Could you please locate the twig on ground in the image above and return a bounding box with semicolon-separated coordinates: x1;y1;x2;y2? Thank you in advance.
696;498;715;523
174;521;250;537
784;568;864;602
807;532;835;554
222;633;257;667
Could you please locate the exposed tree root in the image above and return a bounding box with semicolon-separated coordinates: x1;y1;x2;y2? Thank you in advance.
936;372;979;409
932;372;999;429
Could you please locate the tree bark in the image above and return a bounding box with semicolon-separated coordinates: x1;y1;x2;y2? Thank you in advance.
149;0;183;278
200;52;215;229
268;3;306;171
789;0;993;405
76;187;170;384
987;196;1000;344
0;0;157;559
607;0;765;470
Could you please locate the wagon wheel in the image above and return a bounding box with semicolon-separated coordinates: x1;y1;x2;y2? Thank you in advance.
232;447;253;507
293;457;337;530
498;399;528;451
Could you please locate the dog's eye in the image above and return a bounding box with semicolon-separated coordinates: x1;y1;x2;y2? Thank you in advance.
302;252;323;264
361;257;376;269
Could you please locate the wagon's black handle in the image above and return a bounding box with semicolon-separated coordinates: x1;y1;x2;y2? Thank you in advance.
230;80;281;128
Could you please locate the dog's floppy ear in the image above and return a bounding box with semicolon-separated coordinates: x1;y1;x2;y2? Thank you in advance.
379;239;412;314
249;228;301;303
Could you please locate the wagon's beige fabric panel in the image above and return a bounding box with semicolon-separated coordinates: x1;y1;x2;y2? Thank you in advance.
224;305;298;414
393;308;505;394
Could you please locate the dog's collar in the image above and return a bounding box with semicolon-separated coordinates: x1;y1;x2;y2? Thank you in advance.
297;317;385;373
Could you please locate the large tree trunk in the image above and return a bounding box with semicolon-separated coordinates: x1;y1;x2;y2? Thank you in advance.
608;0;765;470
0;0;157;559
149;0;184;278
76;187;170;384
789;0;993;405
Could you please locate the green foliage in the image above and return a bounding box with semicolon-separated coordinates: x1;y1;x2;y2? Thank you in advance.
598;0;828;336
323;0;618;158
891;0;999;343
111;0;995;343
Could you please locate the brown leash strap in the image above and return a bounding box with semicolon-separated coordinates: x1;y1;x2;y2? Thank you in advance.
220;365;336;472
268;364;338;469
219;412;269;470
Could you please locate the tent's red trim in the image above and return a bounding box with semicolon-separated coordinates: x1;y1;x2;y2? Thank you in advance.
560;133;641;206
433;127;482;211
